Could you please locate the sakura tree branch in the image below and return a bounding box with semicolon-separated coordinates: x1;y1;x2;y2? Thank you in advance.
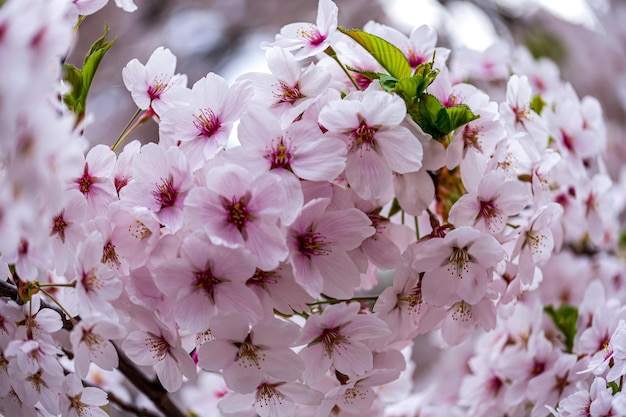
0;279;187;417
114;343;188;417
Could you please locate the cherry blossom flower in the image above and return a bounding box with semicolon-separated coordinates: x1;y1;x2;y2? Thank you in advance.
197;313;304;393
50;189;88;275
265;0;338;59
296;302;391;383
152;232;261;331
122;313;197;392
319;89;423;200
245;264;314;316
412;226;504;306
512;203;564;285
159;73;253;170
184;164;293;271
69;144;118;218
70;231;122;316
240;46;331;126
122;46;188;117
70;317;126;378
119;142;192;232
58;374;108;417
287;197;375;298
448;170;528;235
218;377;323;417
234;106;346;182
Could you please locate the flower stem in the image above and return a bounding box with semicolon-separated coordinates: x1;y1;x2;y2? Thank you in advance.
324;46;360;91
306;296;379;307
38;288;77;326
111;108;150;152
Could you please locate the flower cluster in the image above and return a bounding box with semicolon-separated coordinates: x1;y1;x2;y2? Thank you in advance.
1;0;625;416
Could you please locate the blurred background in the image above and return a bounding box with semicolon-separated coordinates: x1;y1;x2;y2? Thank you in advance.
70;0;626;176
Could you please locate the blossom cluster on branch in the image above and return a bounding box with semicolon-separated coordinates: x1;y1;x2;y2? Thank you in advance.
1;0;625;416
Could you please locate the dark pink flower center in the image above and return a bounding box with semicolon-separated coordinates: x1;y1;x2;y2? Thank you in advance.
76;163;95;195
222;195;253;236
246;269;278;289
193;108;221;138
102;240;120;268
51;212;68;243
479;200;499;221
319;327;346;356
407;49;425;68
274;81;304;104
561;128;575;152
296;231;330;258
463;124;483;152
298;25;326;46
268;138;293;170
349;121;376;152
195;269;222;301
153;176;178;209
147;76;170;101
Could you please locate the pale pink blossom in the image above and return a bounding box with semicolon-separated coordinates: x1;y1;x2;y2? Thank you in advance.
240;46;331;125
287;198;375;298
296;302;391;383
184;165;293;271
152;232;261;331
69;144;118;218
234;106;346;182
70;317;126;378
119;143;192;232
59;374;108;417
245;264;315;316
512;203;564;285
122;46;188;117
319;89;423;200
50;189;88;275
70;231;122;316
159;73;252;170
448;170;528;235
266;0;338;59
197;313;304;393
218;377;323;417
122;314;197;392
412;226;504;306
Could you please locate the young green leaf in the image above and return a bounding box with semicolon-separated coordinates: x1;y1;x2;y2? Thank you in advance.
62;24;116;123
544;304;578;353
409;93;479;140
338;27;412;80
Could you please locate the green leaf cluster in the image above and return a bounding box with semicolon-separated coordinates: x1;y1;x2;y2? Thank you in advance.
338;27;478;141
63;24;116;123
544;304;578;353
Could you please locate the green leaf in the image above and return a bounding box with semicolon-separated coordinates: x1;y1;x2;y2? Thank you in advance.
344;65;384;82
607;381;620;395
530;94;546;115
62;24;116;122
80;24;116;101
447;104;479;132
62;64;83;112
379;75;398;92
338;27;412;80
409;93;478;140
544;304;578;353
387;198;402;218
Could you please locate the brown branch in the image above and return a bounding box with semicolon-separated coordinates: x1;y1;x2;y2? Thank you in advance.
0;279;188;417
114;343;188;417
